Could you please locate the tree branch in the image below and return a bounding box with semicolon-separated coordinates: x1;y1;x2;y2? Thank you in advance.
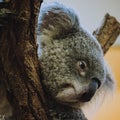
93;13;120;54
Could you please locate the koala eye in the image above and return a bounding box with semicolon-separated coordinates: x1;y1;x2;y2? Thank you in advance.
78;61;87;70
77;61;87;76
79;61;87;70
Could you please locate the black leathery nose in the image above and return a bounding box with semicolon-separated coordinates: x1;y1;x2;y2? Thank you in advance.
79;79;100;102
91;77;101;89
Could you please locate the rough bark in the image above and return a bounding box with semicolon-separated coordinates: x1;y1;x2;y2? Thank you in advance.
0;0;48;120
93;13;120;54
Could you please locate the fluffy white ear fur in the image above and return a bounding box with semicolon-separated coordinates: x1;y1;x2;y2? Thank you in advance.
37;2;80;39
37;2;80;58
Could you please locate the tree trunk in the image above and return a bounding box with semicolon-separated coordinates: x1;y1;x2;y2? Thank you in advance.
0;1;119;120
0;0;48;120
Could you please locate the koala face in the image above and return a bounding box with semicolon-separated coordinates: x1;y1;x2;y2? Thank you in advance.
39;27;106;108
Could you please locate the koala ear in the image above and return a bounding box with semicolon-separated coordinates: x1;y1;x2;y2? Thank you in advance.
37;3;80;40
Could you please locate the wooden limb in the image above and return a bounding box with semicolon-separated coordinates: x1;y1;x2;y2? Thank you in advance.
0;0;48;120
93;13;120;54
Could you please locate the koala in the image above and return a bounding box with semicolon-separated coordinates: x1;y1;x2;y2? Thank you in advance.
0;2;115;120
37;2;115;120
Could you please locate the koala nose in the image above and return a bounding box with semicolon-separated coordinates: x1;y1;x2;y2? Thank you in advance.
79;78;101;102
91;77;101;89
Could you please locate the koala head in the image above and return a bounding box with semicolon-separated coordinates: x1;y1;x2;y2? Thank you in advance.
37;3;115;109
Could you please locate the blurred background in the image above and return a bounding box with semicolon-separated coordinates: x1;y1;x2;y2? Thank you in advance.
42;0;120;120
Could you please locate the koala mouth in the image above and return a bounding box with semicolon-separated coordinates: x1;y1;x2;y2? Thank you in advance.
56;79;100;105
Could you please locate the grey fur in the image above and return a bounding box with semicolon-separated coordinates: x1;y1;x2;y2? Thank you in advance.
37;3;115;120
